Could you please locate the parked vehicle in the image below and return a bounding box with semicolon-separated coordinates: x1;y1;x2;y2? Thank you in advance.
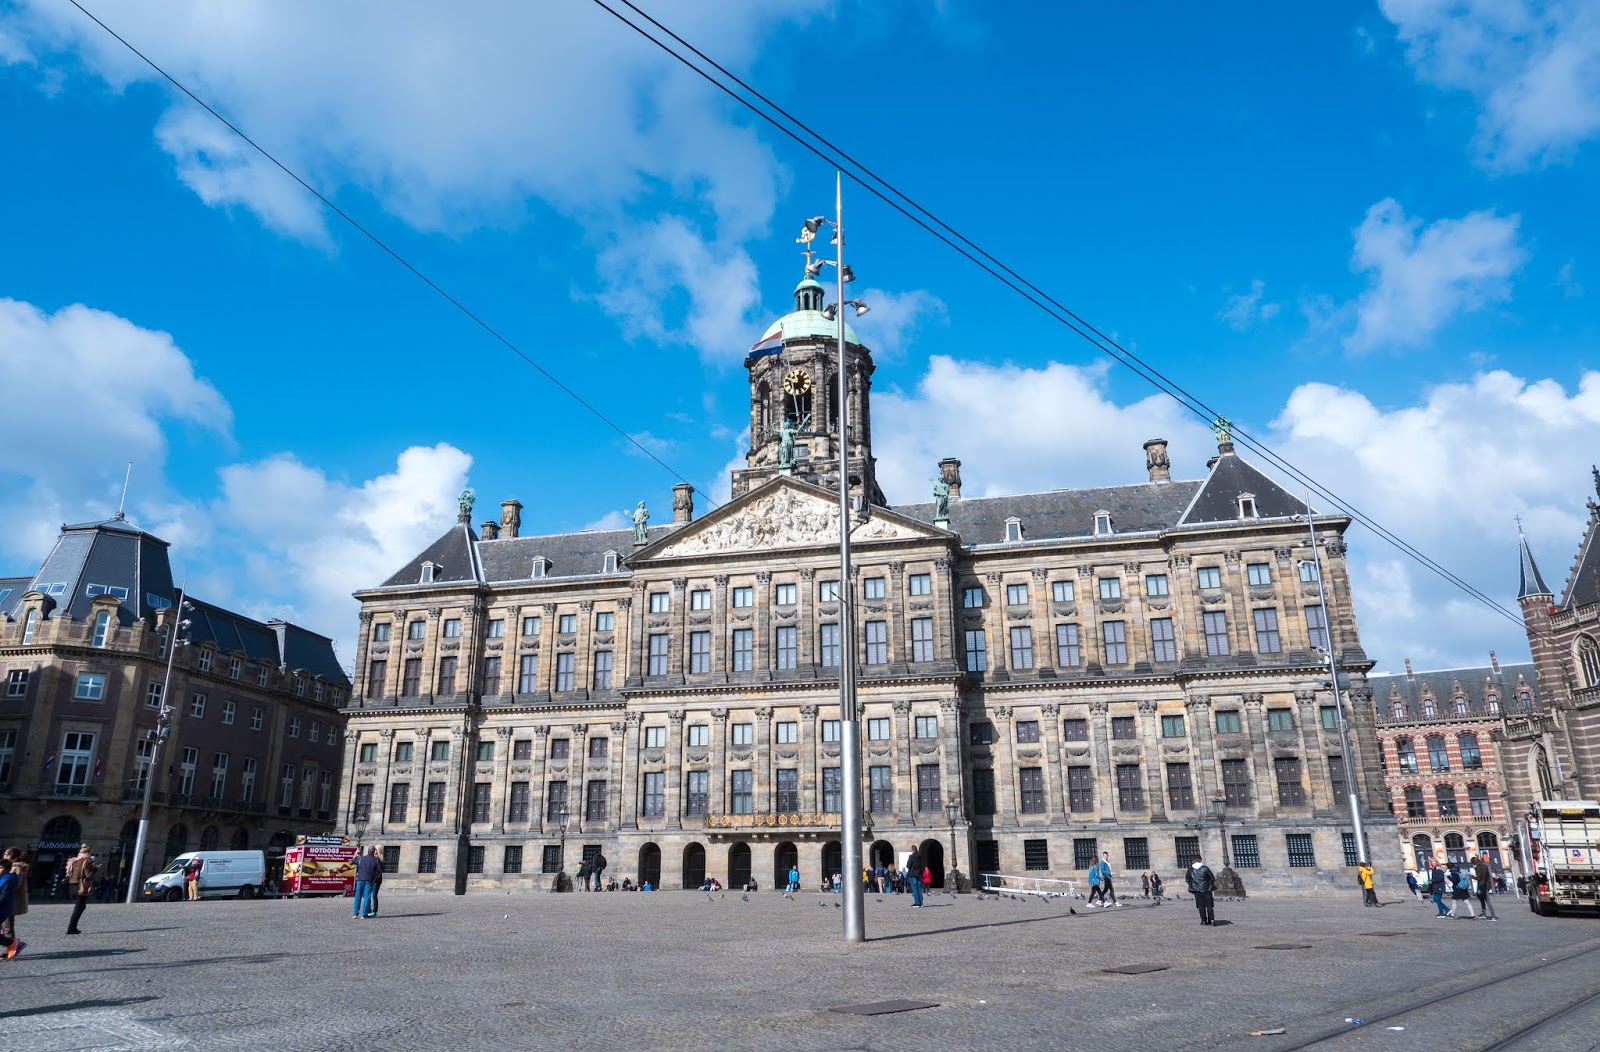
143;850;267;902
1523;799;1600;916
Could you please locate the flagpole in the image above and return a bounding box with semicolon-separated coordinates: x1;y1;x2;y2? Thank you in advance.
125;588;189;903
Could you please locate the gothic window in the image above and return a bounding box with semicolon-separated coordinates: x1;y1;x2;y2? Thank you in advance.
1578;635;1600;688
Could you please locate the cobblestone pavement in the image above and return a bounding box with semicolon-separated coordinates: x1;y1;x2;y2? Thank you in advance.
3;886;1599;1051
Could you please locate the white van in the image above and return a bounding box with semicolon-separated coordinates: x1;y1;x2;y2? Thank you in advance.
143;850;267;901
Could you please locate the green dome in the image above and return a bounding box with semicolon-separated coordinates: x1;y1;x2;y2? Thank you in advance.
756;312;860;346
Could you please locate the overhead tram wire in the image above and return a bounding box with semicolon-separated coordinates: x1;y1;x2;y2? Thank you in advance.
594;0;1543;638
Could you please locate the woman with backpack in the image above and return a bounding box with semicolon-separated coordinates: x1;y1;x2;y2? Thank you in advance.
1446;863;1476;918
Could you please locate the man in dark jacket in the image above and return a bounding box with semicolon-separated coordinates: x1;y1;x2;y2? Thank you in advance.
1473;853;1497;921
353;848;383;919
592;854;607;892
905;845;924;908
1186;856;1216;925
1428;862;1450;917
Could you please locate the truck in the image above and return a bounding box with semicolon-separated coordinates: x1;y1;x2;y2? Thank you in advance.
142;850;267;901
281;835;358;897
1521;799;1600;916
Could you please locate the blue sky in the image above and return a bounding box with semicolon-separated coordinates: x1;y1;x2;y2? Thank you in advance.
3;0;1599;673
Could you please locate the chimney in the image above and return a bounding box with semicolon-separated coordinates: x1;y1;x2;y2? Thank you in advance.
1404;658;1414;680
939;457;963;500
500;499;523;539
673;483;695;524
1143;438;1171;483
1490;650;1500;673
481;521;499;541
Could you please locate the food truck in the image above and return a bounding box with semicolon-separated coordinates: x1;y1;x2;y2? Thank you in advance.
280;834;358;897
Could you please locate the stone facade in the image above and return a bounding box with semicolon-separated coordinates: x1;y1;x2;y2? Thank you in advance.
339;272;1391;896
0;517;349;895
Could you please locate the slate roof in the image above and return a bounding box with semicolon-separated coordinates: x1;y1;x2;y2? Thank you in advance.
0;576;30;620
379;520;682;589
1368;662;1540;723
896;481;1202;544
1178;452;1310;525
1557;513;1600;610
1518;530;1552;600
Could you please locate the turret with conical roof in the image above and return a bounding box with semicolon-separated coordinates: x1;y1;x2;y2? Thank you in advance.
1518;522;1552;600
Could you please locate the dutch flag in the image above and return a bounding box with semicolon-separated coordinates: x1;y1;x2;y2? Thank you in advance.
746;329;783;361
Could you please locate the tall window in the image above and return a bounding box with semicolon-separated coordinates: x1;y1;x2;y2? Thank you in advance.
1252;609;1281;653
775;626;798;670
964;629;987;672
585;779;607;821
91;610;111;647
913;764;941;812
1469;783;1491;817
822;767;842;812
1115;764;1144;810
556;653;575;692
1460;733;1482;769
1055;623;1080;666
518;654;539;693
56;731;96;786
1221;758;1251;806
211;754;228;798
1073;838;1099;871
437;656;458;695
910;617;935;662
402;659;422;696
1018;767;1045;813
591;651;613;690
1427;735;1449;771
731;629;754;672
642;772;666;817
869;766;893;812
471;782;491;823
1150;618;1176;662
1009;626;1034;669
729;770;753;814
22;609;38;644
367;659;388;697
389;783;411;822
482;656;502;694
1067;766;1094;812
545;780;568;821
1167;762;1193;809
352;783;374;822
645;634;668;676
971;768;995;815
1305;605;1329;651
689;631;711;674
1102;621;1127;665
1274;757;1305;806
864;620;888;665
240;758;256;802
1175;836;1201;869
1396;737;1418;773
1285;833;1316;868
685;771;708;815
1436;784;1458;818
774;769;799;813
819;624;841;668
1202;612;1230;656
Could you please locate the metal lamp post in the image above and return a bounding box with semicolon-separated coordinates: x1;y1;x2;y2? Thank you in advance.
124;594;191;904
944;796;961;895
558;803;570;890
353;815;369;852
1307;510;1369;867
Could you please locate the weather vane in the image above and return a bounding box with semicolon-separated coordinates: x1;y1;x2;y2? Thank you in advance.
796;224;817;270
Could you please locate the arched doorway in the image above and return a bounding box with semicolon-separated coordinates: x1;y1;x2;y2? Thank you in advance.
200;825;221;851
42;815;82;846
638;843;662;888
1411;833;1433;869
1476;831;1502;867
821;840;842;888
164;823;189;865
869;840;895;871
728;843;752;890
919;839;946;888
774;841;798;890
1444;832;1468;864
682;843;706;889
36;816;84;896
231;827;250;850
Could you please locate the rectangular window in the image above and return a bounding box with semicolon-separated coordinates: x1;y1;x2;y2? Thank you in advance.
691;588;712;610
1115;764;1144;810
1018;767;1045;813
418;846;438;874
1073;838;1099;871
1053;623;1081;667
1305;605;1329;651
688;631;712;674
1175;835;1201;869
546;780;568;820
731;586;754;608
1340;831;1360;868
775;625;798;670
1150;618;1177;662
558;614;577;634
1067;766;1094;813
1006;583;1029;606
251;707;264;732
541;846;562;874
229;657;241;680
1167;762;1194;809
593;611;613;632
287;715;300;738
402;659;422;696
555;653;575;692
964;629;987;672
372;622;391;642
425;782;446;823
1286;833;1316;868
1016;719;1040;743
913;715;938;739
431;740;451;762
685;771;709;816
867;717;890;741
1215;709;1241;734
145;681;161;709
642;771;666;817
1274;757;1305;806
821;720;841;743
74;672;107;701
591;651;613;690
775;721;798;744
962;586;984;609
512;739;531;761
1098;577;1121;600
910;617;935;662
471;782;491;823
1102;621;1127;665
822;767;842;812
914;764;941;812
1160;714;1186;738
221;700;235;725
971;768;995;815
394;741;414;763
1231;834;1260;868
864;620;888;665
255;665;269;687
969;721;994;746
443;618;461;638
649;591;670;614
1246;562;1272;586
1196;566;1222;589
1222;758;1251;806
646;634;669;677
437;656;458;695
869;765;893;812
389;783;410;823
482;656;502;695
818;580;840;603
729;770;753;814
359;742;378;763
863;577;886;600
585;779;607;821
179;747;198;796
1253;608;1282;653
1328;755;1348;800
476;739;495;762
503;846;523;874
1145;573;1169;597
198;649;213;672
367;659;387;697
1268;708;1294;732
2;670;26;699
775;768;799;813
406;620;425;641
1203;611;1230;656
210;754;229;797
1124;837;1150;871
1023;839;1050;871
642;725;667;749
1052;580;1074;603
487;618;505;638
518;654;539;693
522;615;542;637
1009;626;1034;669
819;623;841;668
731;629;754;672
1320;705;1338;731
774;583;797;605
1062;718;1088;742
908;573;932;596
1110;716;1136;740
687;724;710;748
731;722;753;747
466;846;485;874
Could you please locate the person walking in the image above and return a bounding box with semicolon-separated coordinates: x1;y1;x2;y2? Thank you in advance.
2;846;29;955
364;847;383;917
1428;862;1450;917
1447;863;1476;919
787;865;800;893
1141;871;1151;898
352;846;382;919
1358;861;1377;907
0;856;22;959
576;859;590;893
1149;871;1164;903
65;844;96;935
1406;870;1419;900
1473;853;1497;921
1098;851;1120;907
1086;856;1106;907
905;845;925;908
1186;855;1216;926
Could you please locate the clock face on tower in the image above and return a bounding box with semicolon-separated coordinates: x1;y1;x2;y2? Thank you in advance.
781;369;812;396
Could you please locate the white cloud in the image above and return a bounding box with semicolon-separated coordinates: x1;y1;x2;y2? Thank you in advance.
1381;0;1600;169
1218;279;1281;331
1558;259;1583;296
581;510;632;533
1344;198;1525;352
851;287;948;357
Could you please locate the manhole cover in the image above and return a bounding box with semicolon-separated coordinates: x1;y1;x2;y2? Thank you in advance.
1102;964;1170;975
829;1000;939;1016
1360;931;1409;937
1254;944;1311;950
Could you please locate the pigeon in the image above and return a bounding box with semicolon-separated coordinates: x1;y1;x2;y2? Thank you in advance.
741;893;750;902
818;901;826;909
1069;908;1077;915
835;902;841;908
705;894;713;902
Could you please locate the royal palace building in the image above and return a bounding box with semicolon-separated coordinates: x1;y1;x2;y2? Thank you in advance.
0;516;349;895
339;271;1392;895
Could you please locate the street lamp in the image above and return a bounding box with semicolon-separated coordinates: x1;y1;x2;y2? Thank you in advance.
353;814;369;852
557;802;570;890
799;174;871;943
944;796;962;895
125;593;192;904
1307;508;1369;868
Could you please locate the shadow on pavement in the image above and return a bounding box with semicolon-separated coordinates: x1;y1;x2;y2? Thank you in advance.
0;996;161;1020
10;947;146;962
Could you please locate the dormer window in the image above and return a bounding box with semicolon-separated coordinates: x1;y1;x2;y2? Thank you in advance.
92;610;111;647
1238;493;1258;519
1005;517;1023;543
1093;511;1113;536
21;609;38;644
420;561;437;584
603;551;618;574
1487;693;1500;714
1422;697;1435;717
1392;700;1405;718
1453;696;1467;715
531;557;548;579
